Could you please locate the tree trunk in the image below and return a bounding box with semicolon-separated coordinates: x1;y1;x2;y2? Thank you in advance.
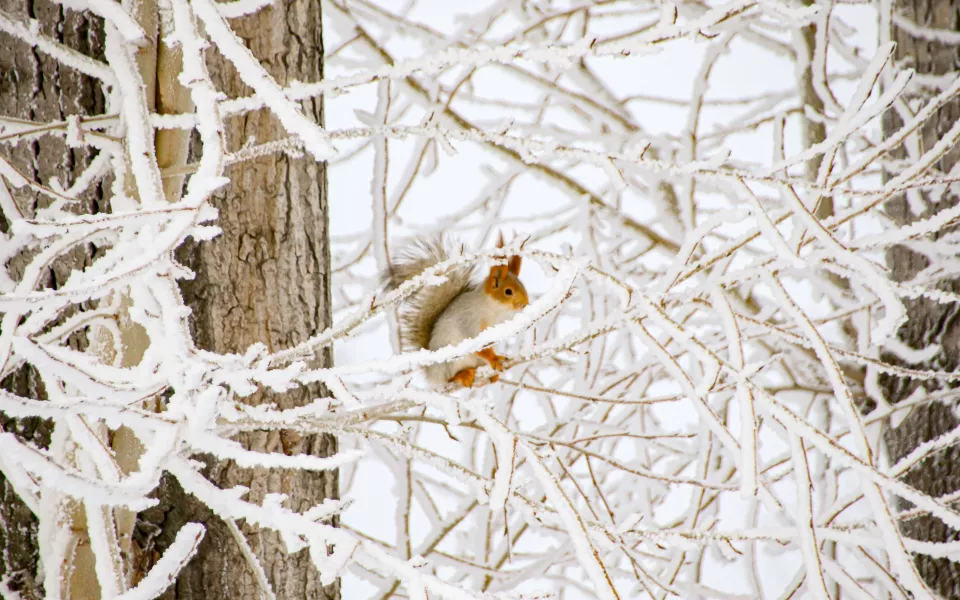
137;1;339;599
0;0;107;596
882;1;960;596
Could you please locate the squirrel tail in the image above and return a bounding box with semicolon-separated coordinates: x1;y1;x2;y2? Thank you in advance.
385;235;476;351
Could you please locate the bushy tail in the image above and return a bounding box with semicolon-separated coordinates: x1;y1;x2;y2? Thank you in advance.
385;235;476;351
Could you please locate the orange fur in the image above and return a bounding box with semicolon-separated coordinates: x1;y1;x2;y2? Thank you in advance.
451;368;476;387
476;347;505;371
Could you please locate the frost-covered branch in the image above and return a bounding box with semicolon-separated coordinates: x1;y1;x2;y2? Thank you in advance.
3;0;960;598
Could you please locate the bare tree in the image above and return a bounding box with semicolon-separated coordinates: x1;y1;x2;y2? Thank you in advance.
6;0;960;598
883;0;960;595
0;1;105;596
323;2;960;597
141;1;338;598
0;0;336;598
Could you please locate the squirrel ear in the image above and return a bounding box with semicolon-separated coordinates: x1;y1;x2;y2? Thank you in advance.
489;264;507;283
508;255;522;275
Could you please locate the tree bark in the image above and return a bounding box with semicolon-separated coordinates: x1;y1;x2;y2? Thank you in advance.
881;1;960;596
0;0;107;597
138;1;339;599
1;0;336;597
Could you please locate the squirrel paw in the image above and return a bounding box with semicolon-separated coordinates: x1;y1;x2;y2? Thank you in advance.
451;368;476;388
475;348;505;372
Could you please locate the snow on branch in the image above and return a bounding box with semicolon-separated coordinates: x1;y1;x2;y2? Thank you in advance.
3;0;960;598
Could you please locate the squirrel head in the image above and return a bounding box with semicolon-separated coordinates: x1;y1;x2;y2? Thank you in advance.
483;234;528;310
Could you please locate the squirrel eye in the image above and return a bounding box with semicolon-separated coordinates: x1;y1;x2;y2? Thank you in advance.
505;288;513;296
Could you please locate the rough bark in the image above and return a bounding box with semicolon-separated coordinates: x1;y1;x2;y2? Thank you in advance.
0;0;107;597
881;1;960;597
138;1;339;599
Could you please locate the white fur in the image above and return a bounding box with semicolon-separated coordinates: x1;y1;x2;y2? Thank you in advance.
425;287;520;384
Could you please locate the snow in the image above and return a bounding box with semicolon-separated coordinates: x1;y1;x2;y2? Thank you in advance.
117;524;205;600
190;0;337;162
2;0;960;598
0;11;116;83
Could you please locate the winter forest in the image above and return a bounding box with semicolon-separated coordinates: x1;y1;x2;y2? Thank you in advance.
3;0;960;598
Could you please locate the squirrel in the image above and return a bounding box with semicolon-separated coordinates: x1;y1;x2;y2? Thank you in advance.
385;233;529;387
